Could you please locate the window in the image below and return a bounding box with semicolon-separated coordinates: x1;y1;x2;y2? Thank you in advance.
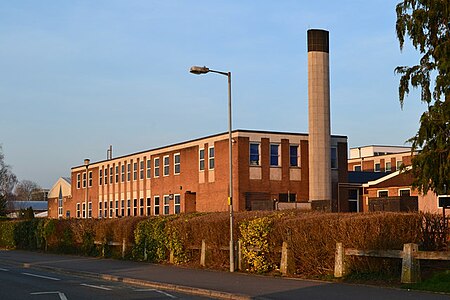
127;163;131;181
146;159;151;179
270;144;279;166
396;160;403;171
99;169;103;185
279;193;296;202
115;166;119;183
133;163;138;180
377;190;388;197
174;153;180;175
88;202;92;218
140;160;144;180
174;194;181;214
163;155;170;176
104;201;108;218
249;143;260;166
109;200;113;218
77;174;81;189
99;202;103;218
133;199;137;216
88;171;93;187
289;145;299;167
331;147;338;169
154;196;160;215
58;187;63;217
399;189;411;196
163;195;170;215
146;197;151;215
154;158;160;177
209;147;215;169
105;168;108;185
82;202;86;218
140;198;144;216
121;164;125;182
115;200;119;217
375;162;381;172
127;199;131;216
121;200;124;217
353;165;362;171
199;149;205;171
82;172;87;188
385;162;392;172
76;203;80;218
109;167;113;184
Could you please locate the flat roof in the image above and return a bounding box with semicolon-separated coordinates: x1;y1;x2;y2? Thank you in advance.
72;129;347;169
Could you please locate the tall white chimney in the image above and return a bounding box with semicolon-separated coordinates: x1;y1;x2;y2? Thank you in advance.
307;29;332;207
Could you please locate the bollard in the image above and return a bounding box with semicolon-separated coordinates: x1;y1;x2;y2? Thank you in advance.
122;238;126;259
169;250;174;264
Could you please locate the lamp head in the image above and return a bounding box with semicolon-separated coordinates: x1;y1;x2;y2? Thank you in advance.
190;66;210;75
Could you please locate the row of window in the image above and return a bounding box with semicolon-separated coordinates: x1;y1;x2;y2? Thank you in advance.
75;194;181;218
377;189;411;197
250;143;338;169
353;160;403;172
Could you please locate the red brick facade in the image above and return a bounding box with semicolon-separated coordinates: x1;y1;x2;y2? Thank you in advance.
48;130;348;219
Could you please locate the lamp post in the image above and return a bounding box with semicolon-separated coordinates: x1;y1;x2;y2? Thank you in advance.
190;66;235;272
84;158;90;219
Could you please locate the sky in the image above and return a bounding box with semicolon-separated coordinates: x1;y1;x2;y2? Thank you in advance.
0;1;427;189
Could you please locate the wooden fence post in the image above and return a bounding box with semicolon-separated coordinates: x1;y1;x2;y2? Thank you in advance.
122;238;126;259
169;250;174;264
200;240;206;267
401;243;420;284
334;242;345;278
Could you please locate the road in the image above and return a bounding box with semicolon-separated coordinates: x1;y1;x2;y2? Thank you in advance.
0;264;206;300
1;250;449;299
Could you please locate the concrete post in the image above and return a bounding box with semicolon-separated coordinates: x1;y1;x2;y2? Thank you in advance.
200;240;206;267
122;238;126;259
401;243;420;284
169;250;174;264
280;241;295;275
334;242;345;278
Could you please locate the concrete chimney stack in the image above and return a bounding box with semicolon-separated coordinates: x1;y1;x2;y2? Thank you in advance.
307;29;332;207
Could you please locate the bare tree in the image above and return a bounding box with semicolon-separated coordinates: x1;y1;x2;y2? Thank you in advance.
0;145;17;216
14;180;41;201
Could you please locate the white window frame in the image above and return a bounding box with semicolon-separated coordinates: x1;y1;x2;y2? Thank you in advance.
146;159;151;179
146;197;151;216
109;166;113;184
353;165;362;171
208;146;215;170
88;171;93;187
270;144;280;167
396;160;402;171
82;172;87;188
374;162;381;172
99;201;103;218
105;167;108;185
174;153;180;175
249;143;260;166
109;200;113;218
76;203;80;218
385;161;392;172
104;200;108;218
377;190;389;197
133;162;138;181
174;194;181;214
127;163;131;181
99;169;103;186
121;163;125;182
115;165;119;183
88;202;92;218
82;202;86;218
199;148;205;171
77;174;81;189
140;160;145;180
398;188;411;196
154;158;160;178
163;155;170;176
163;195;170;215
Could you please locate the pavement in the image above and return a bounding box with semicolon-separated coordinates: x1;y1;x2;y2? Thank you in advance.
0;250;449;299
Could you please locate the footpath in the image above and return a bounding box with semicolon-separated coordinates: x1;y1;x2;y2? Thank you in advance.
0;250;449;299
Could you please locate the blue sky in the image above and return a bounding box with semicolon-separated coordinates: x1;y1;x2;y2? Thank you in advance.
0;1;426;188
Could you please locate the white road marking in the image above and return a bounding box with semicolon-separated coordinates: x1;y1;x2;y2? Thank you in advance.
80;283;112;291
30;291;68;300
22;272;60;281
133;288;176;298
0;268;9;271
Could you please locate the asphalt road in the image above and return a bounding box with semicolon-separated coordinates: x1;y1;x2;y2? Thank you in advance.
1;250;449;300
0;264;207;300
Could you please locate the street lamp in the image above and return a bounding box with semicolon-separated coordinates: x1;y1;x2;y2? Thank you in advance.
84;158;90;219
190;65;235;272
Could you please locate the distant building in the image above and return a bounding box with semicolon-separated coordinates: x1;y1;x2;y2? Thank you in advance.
347;146;441;213
7;201;48;218
48;130;348;219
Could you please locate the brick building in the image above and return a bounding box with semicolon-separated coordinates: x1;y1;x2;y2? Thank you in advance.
48;130;348;219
